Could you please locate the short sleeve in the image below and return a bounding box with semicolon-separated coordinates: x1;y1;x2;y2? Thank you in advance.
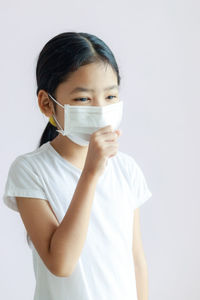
3;157;47;212
128;157;153;210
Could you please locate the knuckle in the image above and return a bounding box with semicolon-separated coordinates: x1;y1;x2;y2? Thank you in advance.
92;135;97;143
96;140;102;151
91;132;97;139
98;147;104;156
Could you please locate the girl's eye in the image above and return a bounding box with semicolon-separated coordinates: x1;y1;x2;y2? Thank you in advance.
74;96;117;102
107;95;117;100
74;98;89;102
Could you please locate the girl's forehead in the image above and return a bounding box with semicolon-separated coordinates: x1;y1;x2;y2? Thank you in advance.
59;63;118;93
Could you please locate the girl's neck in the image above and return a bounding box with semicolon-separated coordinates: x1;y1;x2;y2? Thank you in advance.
50;134;89;169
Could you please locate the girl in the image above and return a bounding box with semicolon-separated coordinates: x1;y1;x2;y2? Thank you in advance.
3;32;152;300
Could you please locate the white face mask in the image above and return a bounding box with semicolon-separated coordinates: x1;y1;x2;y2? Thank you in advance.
48;93;123;147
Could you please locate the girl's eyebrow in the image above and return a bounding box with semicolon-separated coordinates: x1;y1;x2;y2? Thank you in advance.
70;85;118;94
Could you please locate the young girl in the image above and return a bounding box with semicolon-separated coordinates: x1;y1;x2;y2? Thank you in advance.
3;32;152;300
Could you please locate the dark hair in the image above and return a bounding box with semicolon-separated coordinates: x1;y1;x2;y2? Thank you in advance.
26;31;121;247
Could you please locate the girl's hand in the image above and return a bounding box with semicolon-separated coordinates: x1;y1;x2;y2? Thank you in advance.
83;125;122;177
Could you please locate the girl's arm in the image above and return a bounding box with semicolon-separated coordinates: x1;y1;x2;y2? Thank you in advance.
132;208;149;300
16;169;99;277
49;169;99;276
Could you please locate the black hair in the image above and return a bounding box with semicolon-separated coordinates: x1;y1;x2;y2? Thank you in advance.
26;31;121;247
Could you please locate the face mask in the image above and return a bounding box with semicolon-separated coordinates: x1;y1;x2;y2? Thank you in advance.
48;93;123;147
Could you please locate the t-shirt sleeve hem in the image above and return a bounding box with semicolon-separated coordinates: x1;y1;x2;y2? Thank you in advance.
3;188;48;212
134;190;153;210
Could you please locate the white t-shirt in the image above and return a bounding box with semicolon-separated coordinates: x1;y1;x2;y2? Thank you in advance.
3;141;152;300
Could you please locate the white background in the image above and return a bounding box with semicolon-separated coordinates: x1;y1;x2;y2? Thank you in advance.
0;0;199;299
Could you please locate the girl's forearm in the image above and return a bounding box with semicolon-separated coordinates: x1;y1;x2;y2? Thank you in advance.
134;261;149;300
49;169;99;277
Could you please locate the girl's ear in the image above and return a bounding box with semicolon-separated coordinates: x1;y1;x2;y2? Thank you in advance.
38;90;54;118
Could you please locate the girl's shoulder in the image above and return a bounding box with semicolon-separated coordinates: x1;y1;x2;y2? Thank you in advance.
114;150;149;184
8;142;50;172
113;150;139;172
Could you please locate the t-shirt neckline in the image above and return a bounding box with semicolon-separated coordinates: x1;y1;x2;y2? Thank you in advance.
45;141;110;175
46;141;83;173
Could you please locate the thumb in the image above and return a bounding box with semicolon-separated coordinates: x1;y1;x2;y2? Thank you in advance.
116;129;122;136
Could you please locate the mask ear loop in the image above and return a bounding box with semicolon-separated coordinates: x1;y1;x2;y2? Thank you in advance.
48;93;65;135
48;93;64;109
